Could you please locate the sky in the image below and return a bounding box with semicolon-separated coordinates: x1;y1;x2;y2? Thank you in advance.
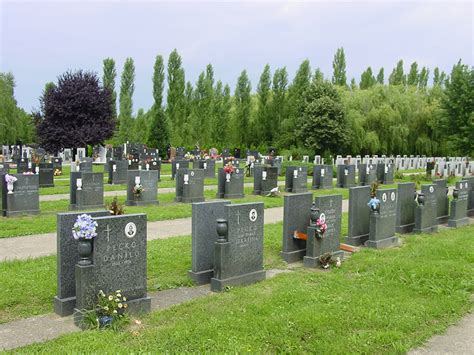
1;0;472;113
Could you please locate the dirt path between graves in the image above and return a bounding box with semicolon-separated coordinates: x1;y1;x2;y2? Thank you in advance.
0;269;291;351
0;201;349;261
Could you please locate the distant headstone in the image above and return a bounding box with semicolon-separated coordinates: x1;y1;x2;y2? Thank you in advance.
466;177;474;217
128;154;140;170
211;202;265;292
304;195;344;268
0;162;9;173
377;163;394;184
433;179;449;224
189;200;231;285
253;166;278;195
366;188;399;249
395;182;416;233
54;211;109;316
285;166;308;193
107;160;128;185
193;159;216;179
73;214;151;326
336;164;356;188
216;167;245;199
448;180;470;228
126;170;159;206
2;173;40;217
16;159;35;174
52;158;62;175
358;163;377;186
345;186;370;246
172;159;189;180
312;165;333;189
69;172;104;210
414;184;438;233
175;168;205;203
281;192;313;263
39;163;54;187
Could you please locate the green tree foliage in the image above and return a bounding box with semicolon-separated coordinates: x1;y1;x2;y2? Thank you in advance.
118;58;135;142
407;62;419;86
166;49;186;146
442;60;474;155
147;54;170;155
298;81;348;154
102;58;117;118
376;68;384;84
359;67;376;89
433;67;447;87
255;64;272;145
0;73;35;144
271;67;288;138
132;108;148;143
211;81;232;147
332;47;347;86
233;70;252;147
389;60;406;86
350;78;357;90
418;67;429;89
313;68;324;84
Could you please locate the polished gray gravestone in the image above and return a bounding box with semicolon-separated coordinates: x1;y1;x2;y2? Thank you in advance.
216;167;245;199
466;177;474;217
448;180;470;228
396;182;416;233
304;194;344;268
358;163;377;186
0;162;9;173
377;163;394;184
52;157;62;174
345;186;371;246
175;168;205;203
433;179;449;224
74;214;151;326
285;166;308;193
414;184;438;233
253;166;278;195
336;165;356;188
193;159;216;179
128;154;140;170
54;211;109;316
39;163;54;187
189;200;231;284
3;173;40;217
312;165;333;189
78;161;93;172
366;188;399;249
69;172;104;210
281;192;313;263
17;159;35;174
126;170;159;206
211;202;265;292
107;160;128;184
143;159;161;181
171;160;189;180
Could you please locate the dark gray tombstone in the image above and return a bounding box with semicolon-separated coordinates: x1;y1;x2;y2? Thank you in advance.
433;179;449;224
448;180;470;228
189;200;231;284
312;164;333;189
17;159;35;174
126;170;159;206
358;163;377;186
128;154;140;170
3;174;40;217
69;172;104;210
285;166;308;193
73;214;151;326
414;184;438;233
108;160;128;184
175;168;205;203
39;163;54;187
216;167;245;199
304;195;344;268
377;163;394;184
52;158;62;175
253;166;278;195
142;159;161;181
466;177;474;217
396;182;416;233
281;192;313;263
78;161;93;172
0;162;9;173
172;159;189;180
366;188;399;249
211;202;265;292
336;165;356;188
345;186;371;246
193;159;215;179
113;146;124;160
54;211;109;316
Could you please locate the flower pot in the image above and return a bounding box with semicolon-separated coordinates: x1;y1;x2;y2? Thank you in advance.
216;219;228;242
98;315;113;328
453;188;459;200
7;182;13;194
309;203;319;226
225;173;231;182
417;193;425;206
77;238;93;266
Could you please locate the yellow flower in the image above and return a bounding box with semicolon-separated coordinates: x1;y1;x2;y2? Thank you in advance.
108;295;113;301
124;304;128;309
104;306;109;311
118;303;123;308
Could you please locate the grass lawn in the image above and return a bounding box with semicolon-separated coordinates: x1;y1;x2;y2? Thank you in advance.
9;223;474;353
0;186;352;238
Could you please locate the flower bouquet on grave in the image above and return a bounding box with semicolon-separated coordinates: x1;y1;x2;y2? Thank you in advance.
87;290;129;329
5;174;18;194
72;214;98;266
314;217;327;239
223;163;235;174
54;168;62;176
133;183;144;197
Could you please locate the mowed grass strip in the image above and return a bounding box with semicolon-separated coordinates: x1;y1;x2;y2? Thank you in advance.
13;224;474;353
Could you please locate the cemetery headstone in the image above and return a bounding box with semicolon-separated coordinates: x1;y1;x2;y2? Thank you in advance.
414;184;438;233
366;188;399;249
336;164;356;188
2;173;40;217
0;162;9;173
358;163;377;186
466;176;474;216
433;179;449;224
304;195;344;268
253;166;278;195
172;159;189;180
39;163;54;187
52;157;62;175
107;160;128;185
345;186;371;246
216;167;245;199
448;180;470;228
189;200;231;284
69;172;104;210
377;163;394;184
395;182;416;233
16;159;35;174
211;202;265;291
312;164;333;189
73;214;151;326
193;159;216;179
126;170;159;206
175;168;205;203
285;166;308;193
281;192;313;263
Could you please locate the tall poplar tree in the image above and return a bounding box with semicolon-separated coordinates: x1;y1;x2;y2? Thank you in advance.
407;62;419;86
376;68;384;84
256;64;272;145
118;57;135;142
211;81;232;147
234;70;252;147
389;60;405;86
360;67;376;89
271;67;288;137
332;47;347;86
102;58;117;118
418;67;429;89
166;49;186;146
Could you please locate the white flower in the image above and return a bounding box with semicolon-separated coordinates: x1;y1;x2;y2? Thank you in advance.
108;295;113;301
322;263;329;269
118;303;123;308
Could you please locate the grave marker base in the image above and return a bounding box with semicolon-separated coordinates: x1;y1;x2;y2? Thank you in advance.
188;269;214;285
344;234;368;247
303;251;344;268
280;249;307;263
53;296;76;317
365;236;399;249
395;224;415;234
210;270;266;292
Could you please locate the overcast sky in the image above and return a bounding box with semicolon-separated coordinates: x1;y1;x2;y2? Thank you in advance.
1;0;472;113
